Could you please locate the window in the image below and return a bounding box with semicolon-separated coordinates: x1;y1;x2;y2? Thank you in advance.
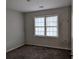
35;17;45;36
46;16;58;37
34;16;58;37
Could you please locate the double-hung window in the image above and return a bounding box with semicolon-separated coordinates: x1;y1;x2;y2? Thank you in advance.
34;16;58;37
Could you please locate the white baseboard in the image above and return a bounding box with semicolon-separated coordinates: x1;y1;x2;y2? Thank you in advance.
25;43;71;50
6;43;24;52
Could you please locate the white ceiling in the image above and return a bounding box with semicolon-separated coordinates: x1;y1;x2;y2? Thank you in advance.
6;0;71;12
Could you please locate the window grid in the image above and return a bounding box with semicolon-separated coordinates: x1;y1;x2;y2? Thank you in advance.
45;16;58;37
46;27;58;36
35;16;58;37
35;17;45;36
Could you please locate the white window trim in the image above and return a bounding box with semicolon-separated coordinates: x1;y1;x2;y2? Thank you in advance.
34;15;59;38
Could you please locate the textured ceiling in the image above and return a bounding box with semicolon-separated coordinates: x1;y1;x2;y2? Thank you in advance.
6;0;71;12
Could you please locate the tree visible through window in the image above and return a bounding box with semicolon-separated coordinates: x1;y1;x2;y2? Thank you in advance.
34;16;58;37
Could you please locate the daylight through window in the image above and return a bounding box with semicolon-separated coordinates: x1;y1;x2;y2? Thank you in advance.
34;16;58;37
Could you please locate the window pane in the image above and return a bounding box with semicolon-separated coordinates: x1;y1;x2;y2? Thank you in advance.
35;17;44;26
46;31;53;36
35;31;44;36
46;27;58;36
35;22;44;26
53;31;58;36
46;27;57;32
35;27;44;32
35;27;44;36
46;16;58;26
46;16;58;22
46;31;58;36
46;22;57;26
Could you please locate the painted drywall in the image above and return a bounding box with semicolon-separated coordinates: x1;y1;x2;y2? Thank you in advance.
24;6;71;50
6;9;24;52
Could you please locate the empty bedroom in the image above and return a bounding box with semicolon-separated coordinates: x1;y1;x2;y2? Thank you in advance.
6;0;72;59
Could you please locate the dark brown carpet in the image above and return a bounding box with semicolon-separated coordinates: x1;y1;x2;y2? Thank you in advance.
6;45;71;59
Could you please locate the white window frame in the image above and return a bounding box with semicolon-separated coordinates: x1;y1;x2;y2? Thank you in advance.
34;16;59;37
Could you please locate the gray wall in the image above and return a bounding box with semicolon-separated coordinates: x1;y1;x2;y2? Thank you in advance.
24;6;71;50
6;9;24;52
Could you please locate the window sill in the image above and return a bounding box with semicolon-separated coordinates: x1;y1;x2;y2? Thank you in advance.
34;35;58;38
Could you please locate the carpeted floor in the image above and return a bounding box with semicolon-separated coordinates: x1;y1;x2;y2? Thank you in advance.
6;45;71;59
